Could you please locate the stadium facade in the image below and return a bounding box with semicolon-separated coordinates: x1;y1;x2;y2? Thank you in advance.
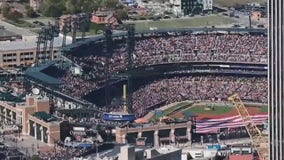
269;0;284;159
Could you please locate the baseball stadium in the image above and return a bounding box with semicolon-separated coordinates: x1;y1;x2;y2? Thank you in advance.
25;27;268;159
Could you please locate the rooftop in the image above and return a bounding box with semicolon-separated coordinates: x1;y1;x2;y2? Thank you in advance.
25;61;62;86
0;92;24;103
0;34;72;51
33;111;56;122
0;28;21;38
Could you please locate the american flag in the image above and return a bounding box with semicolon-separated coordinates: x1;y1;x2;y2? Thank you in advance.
196;114;268;133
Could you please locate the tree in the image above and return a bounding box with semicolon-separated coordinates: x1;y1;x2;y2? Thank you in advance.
1;3;11;18
104;0;120;9
25;5;36;18
64;0;96;14
93;0;104;11
115;8;128;21
65;0;78;14
41;0;66;17
1;3;23;22
46;5;64;17
81;0;95;13
9;11;23;22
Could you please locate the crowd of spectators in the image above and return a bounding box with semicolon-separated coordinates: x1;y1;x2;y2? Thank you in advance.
133;34;267;65
131;75;267;117
38;146;86;160
67;33;267;74
60;72;98;98
24;33;268;159
59;33;267;101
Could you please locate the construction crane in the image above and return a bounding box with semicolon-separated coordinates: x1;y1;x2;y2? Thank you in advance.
228;93;268;160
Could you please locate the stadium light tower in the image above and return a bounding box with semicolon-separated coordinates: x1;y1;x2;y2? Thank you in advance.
61;13;91;46
35;29;45;65
49;20;60;60
71;15;78;44
35;21;60;65
61;16;71;48
78;13;91;39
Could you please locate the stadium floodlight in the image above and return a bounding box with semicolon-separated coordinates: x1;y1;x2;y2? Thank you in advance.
35;21;62;65
48;20;60;60
71;15;79;44
36;30;45;65
53;20;60;37
78;13;91;39
61;15;72;48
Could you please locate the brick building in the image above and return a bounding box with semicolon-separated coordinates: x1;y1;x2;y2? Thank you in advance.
0;96;69;146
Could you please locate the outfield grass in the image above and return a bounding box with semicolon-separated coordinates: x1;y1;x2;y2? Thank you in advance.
260;105;268;113
186;105;232;115
163;102;190;116
149;102;190;121
214;0;266;7
129;15;235;31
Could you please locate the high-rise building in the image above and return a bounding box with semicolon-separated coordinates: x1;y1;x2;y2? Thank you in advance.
269;0;284;159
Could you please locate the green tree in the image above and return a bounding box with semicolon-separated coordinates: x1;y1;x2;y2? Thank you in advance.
1;4;23;22
65;0;79;14
25;5;35;18
41;0;66;17
93;0;104;11
81;0;95;13
46;5;64;17
9;11;23;22
104;0;120;9
1;3;11;18
64;0;96;14
115;8;128;20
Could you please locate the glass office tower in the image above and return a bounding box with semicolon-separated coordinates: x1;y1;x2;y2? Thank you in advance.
269;0;284;160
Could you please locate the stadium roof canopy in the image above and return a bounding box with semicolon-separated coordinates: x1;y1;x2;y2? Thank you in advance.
33;111;53;122
33;112;56;122
25;61;62;86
